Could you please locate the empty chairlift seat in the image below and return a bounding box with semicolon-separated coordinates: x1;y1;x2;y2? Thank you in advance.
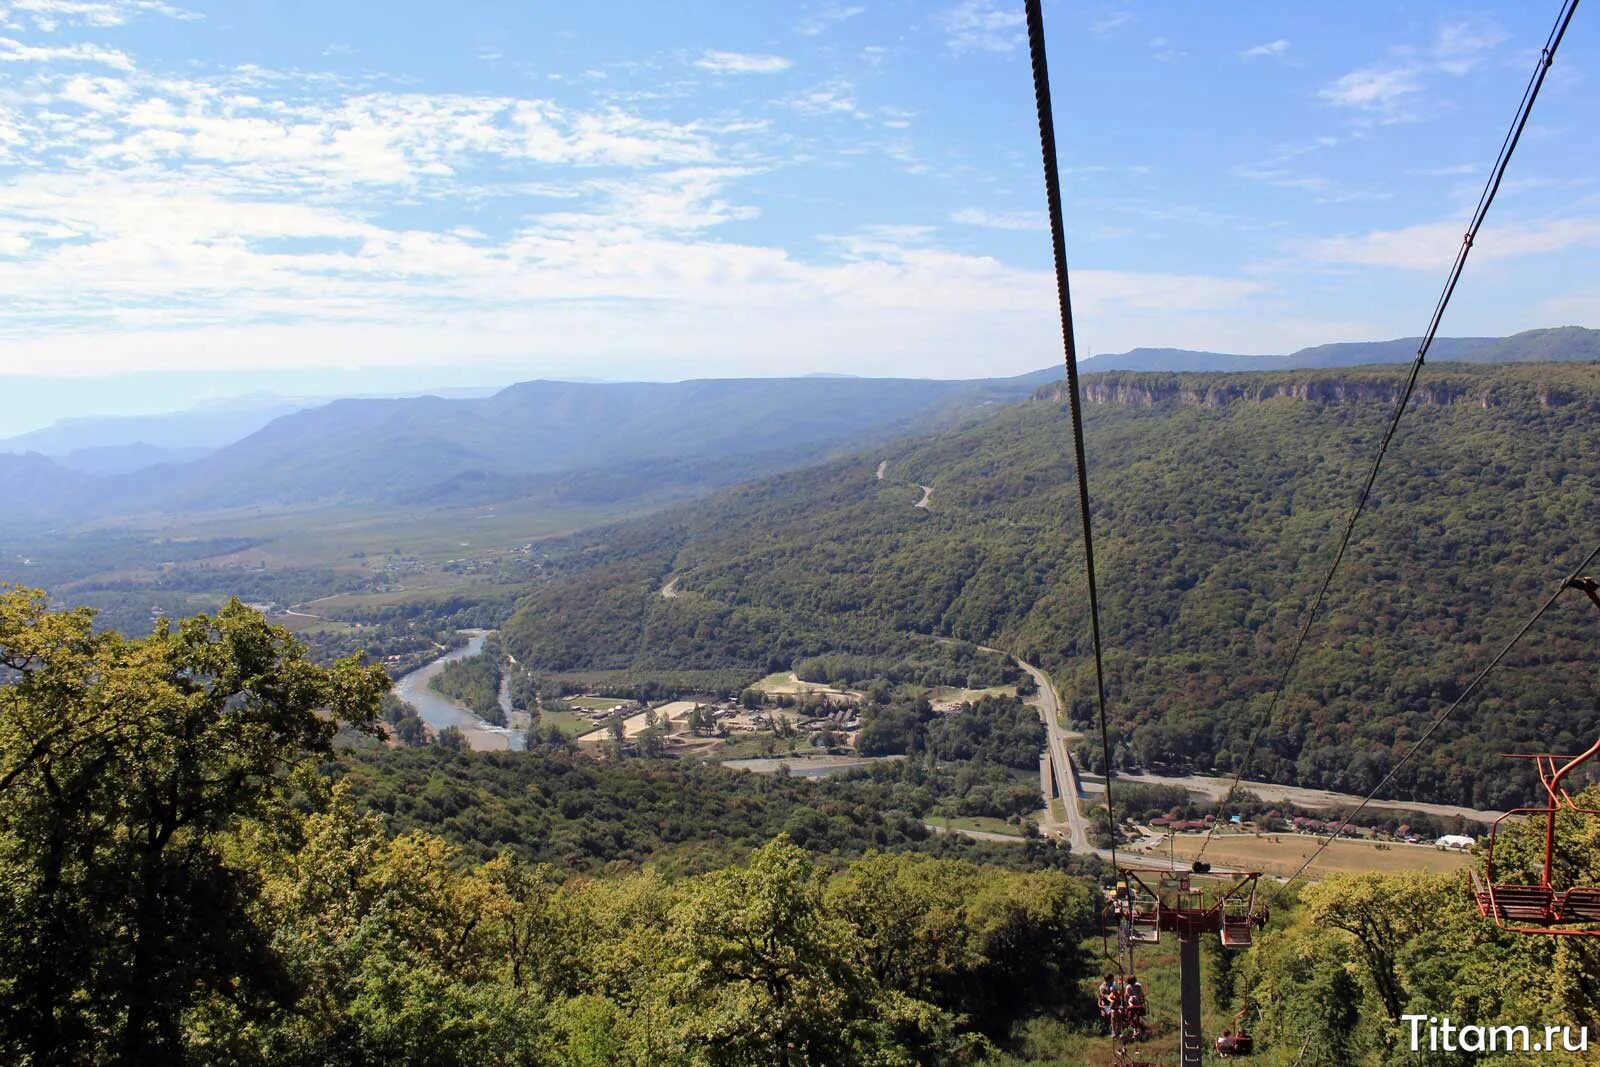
1474;743;1600;937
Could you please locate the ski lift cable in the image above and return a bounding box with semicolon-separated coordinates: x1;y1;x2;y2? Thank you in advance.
1283;540;1600;886
1024;0;1119;874
1196;0;1582;862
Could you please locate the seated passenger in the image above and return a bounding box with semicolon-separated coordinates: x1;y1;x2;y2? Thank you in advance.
1216;1028;1237;1057
1124;976;1146;1016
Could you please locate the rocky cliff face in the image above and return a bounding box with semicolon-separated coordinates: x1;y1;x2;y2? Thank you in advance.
1035;370;1597;412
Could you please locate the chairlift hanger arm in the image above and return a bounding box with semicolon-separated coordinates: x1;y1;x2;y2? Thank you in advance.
1564;576;1600;613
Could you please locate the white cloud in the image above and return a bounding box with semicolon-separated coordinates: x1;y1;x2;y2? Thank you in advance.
0;0;197;31
693;49;792;74
940;0;1025;54
1319;18;1506;118
787;80;864;118
950;208;1044;231
0;1;1304;380
1239;39;1289;59
0;34;132;68
796;4;864;36
1318;67;1421;111
1432;19;1505;75
1092;11;1134;36
1304;217;1600;270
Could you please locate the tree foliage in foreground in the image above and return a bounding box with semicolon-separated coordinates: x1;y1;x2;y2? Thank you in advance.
0;585;389;1064
0;590;1099;1065
1237;793;1600;1066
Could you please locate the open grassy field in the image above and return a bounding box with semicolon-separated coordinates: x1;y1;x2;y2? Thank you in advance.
102;498;631;571
537;709;595;738
1135;833;1474;879
566;696;628;711
926;684;1016;706
923;815;1026;837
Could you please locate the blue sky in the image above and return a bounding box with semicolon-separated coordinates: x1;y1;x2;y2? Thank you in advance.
0;0;1597;433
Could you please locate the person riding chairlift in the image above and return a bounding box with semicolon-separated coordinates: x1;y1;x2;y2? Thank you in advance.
1122;974;1147;1038
1216;1025;1254;1058
1098;973;1121;1034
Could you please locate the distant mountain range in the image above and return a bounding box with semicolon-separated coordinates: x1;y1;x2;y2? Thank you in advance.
0;371;1060;525
1077;325;1599;373
0;387;505;471
0;395;318;457
1;326;1593;526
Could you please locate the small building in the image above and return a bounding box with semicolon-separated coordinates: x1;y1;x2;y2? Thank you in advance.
1436;834;1476;851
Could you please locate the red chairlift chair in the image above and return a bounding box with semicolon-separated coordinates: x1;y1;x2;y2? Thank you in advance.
1215;1001;1257;1058
1472;738;1600;936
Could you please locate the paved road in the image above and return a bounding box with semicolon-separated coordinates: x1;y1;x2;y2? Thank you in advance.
946;639;1250;871
1102;771;1508;825
924;822;1027;844
1002;650;1093;853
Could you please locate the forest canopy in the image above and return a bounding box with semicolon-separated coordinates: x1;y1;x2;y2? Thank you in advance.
502;364;1600;809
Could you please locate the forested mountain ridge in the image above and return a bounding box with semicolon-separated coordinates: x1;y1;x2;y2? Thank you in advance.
1075;324;1599;373
503;361;1600;810
1065;362;1600;409
4;327;1595;525
0;371;1058;523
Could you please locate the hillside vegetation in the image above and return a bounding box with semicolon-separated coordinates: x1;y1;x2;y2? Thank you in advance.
4;590;1596;1065
1075;324;1598;373
504;362;1600;809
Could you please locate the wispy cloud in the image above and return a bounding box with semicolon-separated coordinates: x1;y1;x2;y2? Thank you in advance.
787;79;864;118
1318;67;1421;111
1318;17;1507;120
1239;39;1289;59
693;49;792;74
0;34;133;69
1305;216;1600;270
0;29;1275;380
0;0;198;32
1091;10;1133;36
940;0;1025;54
796;3;864;37
950;208;1044;231
1432;19;1506;76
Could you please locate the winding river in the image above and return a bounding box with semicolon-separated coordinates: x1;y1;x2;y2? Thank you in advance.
392;630;524;752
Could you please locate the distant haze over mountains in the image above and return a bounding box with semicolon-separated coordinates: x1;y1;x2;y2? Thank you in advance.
0;326;1594;526
0;387;505;465
1076;326;1599;374
0;371;1059;525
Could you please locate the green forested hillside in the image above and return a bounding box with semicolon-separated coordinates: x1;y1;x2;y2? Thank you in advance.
0;588;1105;1065
4;589;1596;1066
504;362;1600;809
